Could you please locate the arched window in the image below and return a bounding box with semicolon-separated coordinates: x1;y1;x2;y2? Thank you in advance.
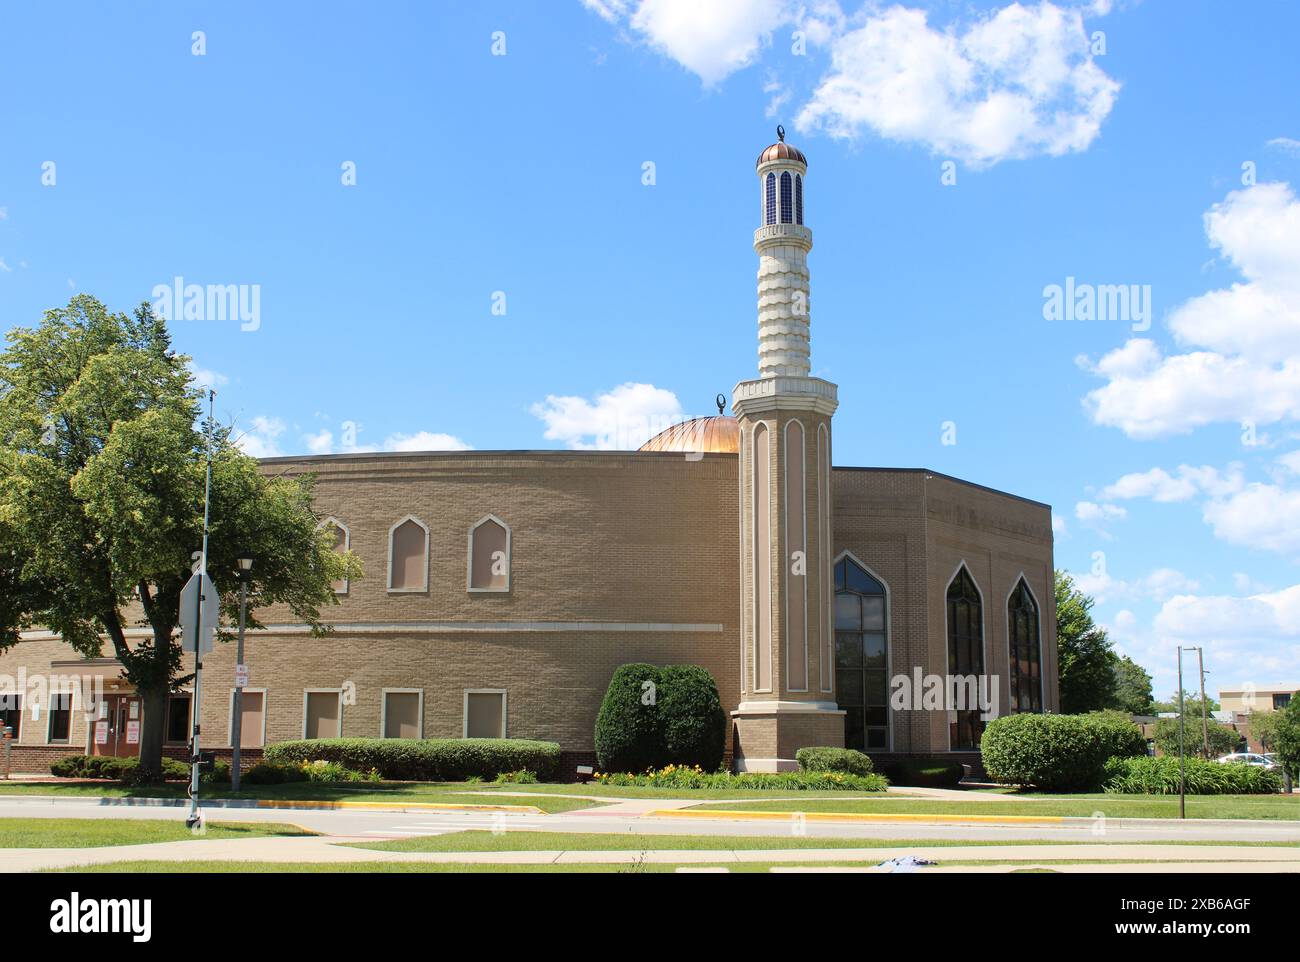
946;565;985;750
387;516;428;592
779;171;793;224
835;556;888;751
468;515;511;591
1008;578;1043;713
752;423;772;691
795;174;804;225
321;518;350;595
764;172;776;226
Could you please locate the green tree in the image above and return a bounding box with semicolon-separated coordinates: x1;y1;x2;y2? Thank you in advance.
1110;654;1154;715
1274;697;1300;779
1249;711;1283;753
1055;571;1119;714
1152;716;1239;759
0;296;361;779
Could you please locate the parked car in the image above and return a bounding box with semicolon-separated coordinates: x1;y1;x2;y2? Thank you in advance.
1217;752;1280;770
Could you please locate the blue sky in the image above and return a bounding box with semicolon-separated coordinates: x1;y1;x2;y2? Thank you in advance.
2;0;1299;697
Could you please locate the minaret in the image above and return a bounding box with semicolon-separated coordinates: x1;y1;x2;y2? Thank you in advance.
732;127;843;772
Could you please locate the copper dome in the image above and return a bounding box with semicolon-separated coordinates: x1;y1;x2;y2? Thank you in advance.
757;125;807;168
639;416;740;455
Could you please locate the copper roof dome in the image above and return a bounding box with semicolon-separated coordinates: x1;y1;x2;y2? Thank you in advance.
757;125;807;168
639;415;740;455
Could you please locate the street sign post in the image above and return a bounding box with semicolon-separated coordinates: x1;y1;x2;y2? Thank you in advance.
178;570;221;655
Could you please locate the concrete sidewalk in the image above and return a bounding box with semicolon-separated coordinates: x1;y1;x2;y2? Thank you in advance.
6;835;1300;872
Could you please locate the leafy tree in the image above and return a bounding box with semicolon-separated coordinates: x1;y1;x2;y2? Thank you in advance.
1152;716;1239;759
1249;711;1283;753
1153;690;1220;715
1110;654;1154;715
1055;571;1119;714
1274;697;1300;779
0;296;360;779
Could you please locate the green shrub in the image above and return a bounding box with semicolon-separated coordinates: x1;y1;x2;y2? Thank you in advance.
50;755;89;778
982;712;1145;791
880;758;965;788
594;663;727;773
796;747;874;776
594;763;888;792
657;665;727;771
493;769;538;785
1103;756;1282;795
1081;710;1149;760
262;737;561;781
1275;696;1300;780
49;755;188;782
594;663;664;774
1152;717;1239;758
244;761;309;785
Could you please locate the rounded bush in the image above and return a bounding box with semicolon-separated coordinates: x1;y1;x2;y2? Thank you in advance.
796;747;874;776
594;663;727;773
982;712;1144;791
244;761;309;785
594;663;663;774
657;665;727;772
261;737;561;782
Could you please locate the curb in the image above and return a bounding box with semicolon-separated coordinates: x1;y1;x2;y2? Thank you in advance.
646;809;1067;825
0;794;545;815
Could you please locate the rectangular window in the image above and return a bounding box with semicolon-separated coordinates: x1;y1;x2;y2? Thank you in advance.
464;691;505;739
303;690;341;739
48;692;73;743
165;694;191;744
233;691;265;748
0;693;21;740
1274;693;1292;711
383;691;422;739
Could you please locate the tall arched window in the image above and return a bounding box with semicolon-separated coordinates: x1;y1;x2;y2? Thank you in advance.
779;171;793;224
764;172;777;226
753;423;772;691
468;515;511;592
321;518;350;595
795;174;804;225
835;556;888;751
387;516;428;592
1008;578;1043;713
946;565;984;750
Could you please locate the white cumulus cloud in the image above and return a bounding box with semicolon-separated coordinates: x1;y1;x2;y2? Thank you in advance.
381;431;473;453
531;382;684;450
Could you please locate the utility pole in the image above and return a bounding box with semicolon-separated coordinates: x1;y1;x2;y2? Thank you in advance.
1177;647;1186;820
1195;647;1210;759
186;389;215;831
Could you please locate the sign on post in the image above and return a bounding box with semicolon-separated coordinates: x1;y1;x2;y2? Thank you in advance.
234;664;249;689
178;570;222;655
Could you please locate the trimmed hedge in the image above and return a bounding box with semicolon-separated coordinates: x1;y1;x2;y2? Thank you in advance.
796;747;874;776
244;760;309;785
595;764;888;792
1103;756;1282;795
880;758;965;788
261;737;561;781
594;663;726;773
981;712;1147;791
50;755;190;782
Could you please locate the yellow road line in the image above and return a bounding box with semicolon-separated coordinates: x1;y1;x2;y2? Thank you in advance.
648;809;1066;825
254;800;545;815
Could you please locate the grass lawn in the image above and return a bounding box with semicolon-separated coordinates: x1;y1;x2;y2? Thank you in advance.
0;781;599;813
684;794;1300;820
346;830;1299;853
0;818;315;848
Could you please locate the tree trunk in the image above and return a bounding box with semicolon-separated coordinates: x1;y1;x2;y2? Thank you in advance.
136;683;170;781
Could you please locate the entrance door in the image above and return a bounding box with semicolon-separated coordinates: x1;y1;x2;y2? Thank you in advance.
90;695;142;757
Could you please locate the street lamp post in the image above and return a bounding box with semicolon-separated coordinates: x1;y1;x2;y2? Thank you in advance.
1177;648;1186;820
230;554;253;792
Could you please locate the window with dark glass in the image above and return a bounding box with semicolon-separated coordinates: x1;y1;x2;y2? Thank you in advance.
795;174;803;225
779;171;793;224
947;567;985;750
1275;693;1293;711
1007;578;1042;714
48;692;72;743
0;693;21;740
835;557;888;751
165;694;191;744
764;172;777;225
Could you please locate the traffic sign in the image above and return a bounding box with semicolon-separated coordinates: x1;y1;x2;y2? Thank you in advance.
178;570;222;654
234;664;249;689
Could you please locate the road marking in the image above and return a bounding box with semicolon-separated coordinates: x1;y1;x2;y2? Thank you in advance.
648;809;1067;825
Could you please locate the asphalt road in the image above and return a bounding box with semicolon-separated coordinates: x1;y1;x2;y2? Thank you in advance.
2;797;1299;845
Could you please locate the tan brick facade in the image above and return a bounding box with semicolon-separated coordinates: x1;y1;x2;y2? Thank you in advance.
1;450;1054;774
